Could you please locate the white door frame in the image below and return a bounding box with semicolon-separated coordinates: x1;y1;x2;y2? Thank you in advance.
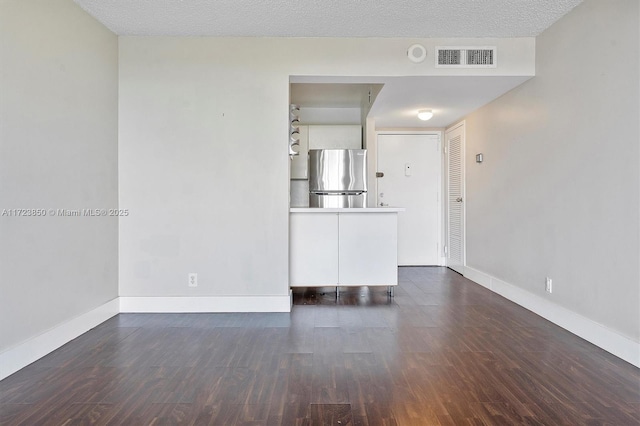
375;130;445;266
444;121;466;273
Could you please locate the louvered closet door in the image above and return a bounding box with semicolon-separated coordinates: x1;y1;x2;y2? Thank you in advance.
446;124;465;274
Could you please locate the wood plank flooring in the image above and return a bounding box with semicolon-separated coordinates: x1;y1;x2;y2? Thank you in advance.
1;267;638;425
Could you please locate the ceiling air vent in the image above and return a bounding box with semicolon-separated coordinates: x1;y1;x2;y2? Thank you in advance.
438;49;461;66
436;46;497;68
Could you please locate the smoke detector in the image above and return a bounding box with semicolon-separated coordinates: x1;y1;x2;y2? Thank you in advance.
407;44;427;63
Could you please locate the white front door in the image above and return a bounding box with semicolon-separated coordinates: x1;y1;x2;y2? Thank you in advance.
445;123;465;274
377;134;441;265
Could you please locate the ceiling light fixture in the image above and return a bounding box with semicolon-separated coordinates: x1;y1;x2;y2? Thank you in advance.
417;109;433;121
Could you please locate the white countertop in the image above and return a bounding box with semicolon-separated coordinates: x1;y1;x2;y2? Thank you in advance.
290;207;405;213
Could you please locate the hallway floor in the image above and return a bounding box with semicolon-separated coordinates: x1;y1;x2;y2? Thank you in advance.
1;267;638;425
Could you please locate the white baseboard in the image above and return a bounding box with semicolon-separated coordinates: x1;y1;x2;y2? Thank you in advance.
119;295;292;313
464;266;640;368
0;298;120;381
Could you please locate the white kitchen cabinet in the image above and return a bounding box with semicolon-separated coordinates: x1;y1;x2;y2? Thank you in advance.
290;125;308;179
308;125;362;150
289;212;338;285
338;213;398;285
289;209;401;287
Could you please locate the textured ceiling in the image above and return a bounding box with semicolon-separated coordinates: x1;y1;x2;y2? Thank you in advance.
74;0;582;38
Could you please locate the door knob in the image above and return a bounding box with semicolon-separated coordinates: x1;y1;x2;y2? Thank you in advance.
456;197;463;202
380;202;389;207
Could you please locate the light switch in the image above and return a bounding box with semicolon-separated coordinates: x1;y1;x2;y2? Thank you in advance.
405;163;411;176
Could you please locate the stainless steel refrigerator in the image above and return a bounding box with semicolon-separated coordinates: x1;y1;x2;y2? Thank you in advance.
308;149;367;208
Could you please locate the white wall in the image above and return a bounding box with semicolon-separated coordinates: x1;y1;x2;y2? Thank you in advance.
0;0;119;352
298;107;361;125
118;37;534;304
463;0;639;342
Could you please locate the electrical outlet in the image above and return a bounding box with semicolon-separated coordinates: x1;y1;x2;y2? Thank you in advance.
545;277;553;294
188;273;198;287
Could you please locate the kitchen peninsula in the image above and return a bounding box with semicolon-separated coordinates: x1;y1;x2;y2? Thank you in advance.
289;207;404;292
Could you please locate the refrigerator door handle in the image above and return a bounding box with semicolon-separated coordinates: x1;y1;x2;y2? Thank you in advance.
312;191;365;196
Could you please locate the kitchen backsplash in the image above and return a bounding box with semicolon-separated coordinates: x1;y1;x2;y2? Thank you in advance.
290;180;309;207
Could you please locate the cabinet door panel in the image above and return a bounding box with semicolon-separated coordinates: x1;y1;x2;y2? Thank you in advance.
338;213;398;285
290;213;339;286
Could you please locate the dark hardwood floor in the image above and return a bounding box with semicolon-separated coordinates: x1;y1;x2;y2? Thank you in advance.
1;267;638;425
